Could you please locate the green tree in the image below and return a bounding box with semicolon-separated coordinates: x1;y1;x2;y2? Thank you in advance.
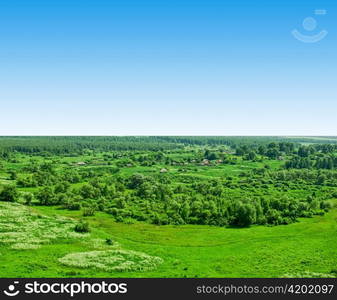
23;192;34;205
36;186;56;205
247;151;257;161
0;185;18;202
235;203;256;227
317;174;326;185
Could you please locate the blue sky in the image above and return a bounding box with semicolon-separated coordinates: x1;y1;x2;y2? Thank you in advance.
0;0;336;135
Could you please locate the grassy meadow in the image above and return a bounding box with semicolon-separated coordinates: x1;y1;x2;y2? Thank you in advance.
0;136;337;278
1;202;336;278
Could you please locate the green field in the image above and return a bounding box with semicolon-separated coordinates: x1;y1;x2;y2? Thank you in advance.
0;136;337;278
0;202;336;278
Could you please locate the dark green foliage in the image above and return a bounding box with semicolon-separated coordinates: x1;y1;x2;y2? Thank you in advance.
83;207;96;217
36;186;57;205
105;238;114;245
74;220;90;233
23;193;34;205
233;203;256;227
0;185;18;202
65;200;82;211
9;171;17;180
204;150;218;160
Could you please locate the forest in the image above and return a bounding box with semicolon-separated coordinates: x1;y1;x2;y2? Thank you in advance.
0;136;336;277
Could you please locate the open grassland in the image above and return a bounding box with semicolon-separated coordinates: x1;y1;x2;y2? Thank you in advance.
0;202;336;278
1;136;337;278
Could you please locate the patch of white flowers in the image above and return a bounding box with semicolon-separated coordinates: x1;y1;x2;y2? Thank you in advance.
283;271;335;278
59;249;163;272
0;202;88;250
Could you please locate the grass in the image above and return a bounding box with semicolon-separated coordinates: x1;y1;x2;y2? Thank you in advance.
0;147;336;278
0;202;336;278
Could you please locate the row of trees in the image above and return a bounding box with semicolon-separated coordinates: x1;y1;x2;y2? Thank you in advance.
285;156;337;170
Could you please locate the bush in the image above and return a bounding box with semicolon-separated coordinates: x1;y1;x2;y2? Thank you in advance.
266;209;282;225
105;238;114;246
151;213;169;225
0;185;18;202
23;193;34;205
74;221;90;233
320;201;332;210
233;203;256;227
36;186;57;205
65;200;82;211
83;207;95;217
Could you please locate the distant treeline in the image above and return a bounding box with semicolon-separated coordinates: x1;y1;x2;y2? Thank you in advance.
1;136;337;157
156;136;301;148
0;137;184;155
0;136;299;156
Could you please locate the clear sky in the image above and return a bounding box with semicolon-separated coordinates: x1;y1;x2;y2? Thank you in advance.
0;0;336;135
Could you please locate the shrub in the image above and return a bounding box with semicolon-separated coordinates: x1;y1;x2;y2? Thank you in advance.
65;201;82;211
36;186;57;205
83;208;95;217
74;221;90;233
320;201;332;210
105;238;114;246
0;185;18;202
23;193;34;205
233;203;256;227
266;209;282;225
